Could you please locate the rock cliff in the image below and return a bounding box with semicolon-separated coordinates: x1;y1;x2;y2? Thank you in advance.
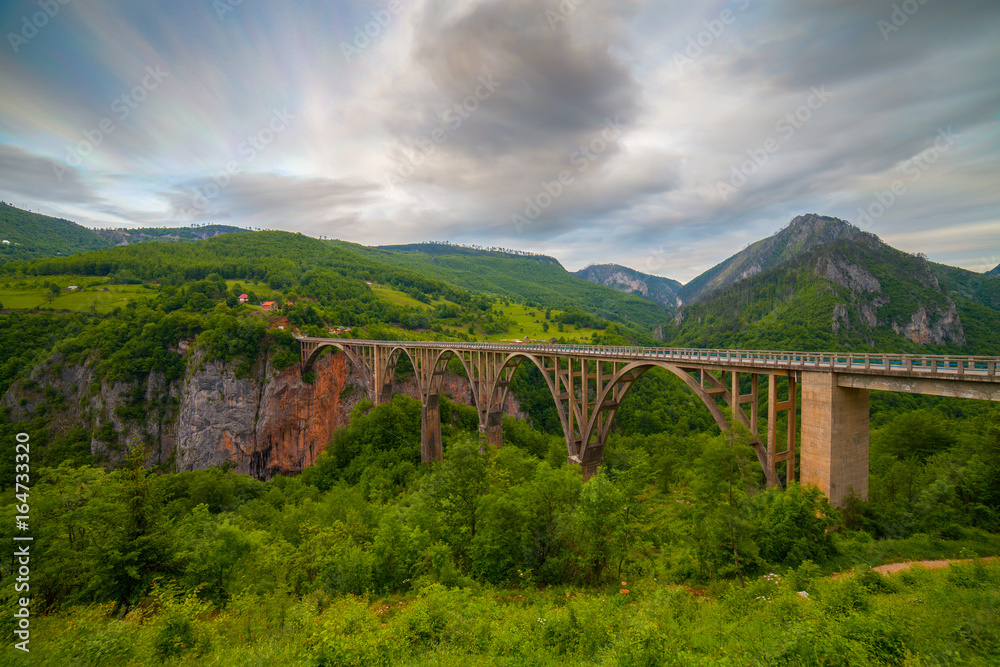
3;346;525;479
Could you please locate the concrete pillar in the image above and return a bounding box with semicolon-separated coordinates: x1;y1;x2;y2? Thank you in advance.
579;443;604;481
479;411;503;452
799;372;869;506
421;394;442;463
375;382;393;407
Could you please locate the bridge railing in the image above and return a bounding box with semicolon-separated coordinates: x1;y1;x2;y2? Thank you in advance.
296;337;999;380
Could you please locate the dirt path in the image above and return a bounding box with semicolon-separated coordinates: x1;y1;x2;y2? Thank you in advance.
832;556;997;580
870;556;998;575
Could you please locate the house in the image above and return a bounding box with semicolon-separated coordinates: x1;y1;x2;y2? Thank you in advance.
1;240;9;245
261;301;276;311
67;286;78;292
238;293;249;303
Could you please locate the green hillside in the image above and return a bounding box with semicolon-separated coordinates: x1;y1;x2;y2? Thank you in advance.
679;213;871;302
661;237;1000;354
330;241;668;333
0;202;112;261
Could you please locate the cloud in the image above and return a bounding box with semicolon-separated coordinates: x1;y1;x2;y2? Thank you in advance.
0;0;997;283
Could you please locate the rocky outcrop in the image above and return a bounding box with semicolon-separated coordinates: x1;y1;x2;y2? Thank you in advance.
892;300;966;346
817;256;881;294
3;346;526;479
573;264;682;310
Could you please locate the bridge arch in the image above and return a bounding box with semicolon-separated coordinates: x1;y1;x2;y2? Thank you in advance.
485;352;572;443
302;340;374;398
576;361;736;478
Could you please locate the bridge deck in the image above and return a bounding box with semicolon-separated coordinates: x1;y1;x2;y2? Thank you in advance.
297;337;999;382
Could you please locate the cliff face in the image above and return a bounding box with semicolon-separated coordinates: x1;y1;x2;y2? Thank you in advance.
3;346;525;479
573;263;682;310
174;349;358;478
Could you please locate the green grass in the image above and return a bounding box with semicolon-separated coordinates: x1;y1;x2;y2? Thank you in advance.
373;285;454;310
0;279;149;313
474;303;603;343
12;561;1000;665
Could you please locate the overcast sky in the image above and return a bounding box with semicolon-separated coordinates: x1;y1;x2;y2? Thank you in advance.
1;0;998;282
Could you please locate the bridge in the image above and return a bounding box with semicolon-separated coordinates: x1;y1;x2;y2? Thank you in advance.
298;337;1000;506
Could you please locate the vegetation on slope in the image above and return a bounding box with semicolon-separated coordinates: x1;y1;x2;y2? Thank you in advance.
332;240;669;334
2;393;999;664
0;202;112;262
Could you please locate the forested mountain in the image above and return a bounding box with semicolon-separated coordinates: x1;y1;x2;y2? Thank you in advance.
591;213;1000;354
572;263;683;310
330;240;668;332
0;202;112;261
679;214;869;302
661;232;1000;354
0;202;245;263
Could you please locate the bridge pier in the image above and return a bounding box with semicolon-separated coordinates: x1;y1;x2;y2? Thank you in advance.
799;371;869;507
421;393;443;463
479;411;503;451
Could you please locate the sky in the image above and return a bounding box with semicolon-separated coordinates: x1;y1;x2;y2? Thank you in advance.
1;0;998;282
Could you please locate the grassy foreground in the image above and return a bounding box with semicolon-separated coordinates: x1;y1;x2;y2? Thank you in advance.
6;559;999;666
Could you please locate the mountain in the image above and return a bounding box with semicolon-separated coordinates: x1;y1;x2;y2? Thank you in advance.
988;263;1000;277
0;202;246;263
660;217;1000;354
679;214;868;303
573;264;683;309
0;202;112;261
329;240;669;333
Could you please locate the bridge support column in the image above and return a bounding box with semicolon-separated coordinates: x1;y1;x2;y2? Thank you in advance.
421;394;443;463
578;444;603;481
800;372;869;506
479;411;503;452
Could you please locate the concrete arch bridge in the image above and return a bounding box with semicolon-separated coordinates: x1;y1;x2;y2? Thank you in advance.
298;337;1000;506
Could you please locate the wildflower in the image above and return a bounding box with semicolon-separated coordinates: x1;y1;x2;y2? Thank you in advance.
620;589;630;595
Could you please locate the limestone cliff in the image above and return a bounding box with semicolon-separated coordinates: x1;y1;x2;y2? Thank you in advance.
3;346;524;479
